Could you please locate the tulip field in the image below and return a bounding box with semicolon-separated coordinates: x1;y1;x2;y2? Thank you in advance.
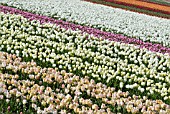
0;0;170;114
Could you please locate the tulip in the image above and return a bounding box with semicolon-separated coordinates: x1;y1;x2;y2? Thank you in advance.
22;99;27;105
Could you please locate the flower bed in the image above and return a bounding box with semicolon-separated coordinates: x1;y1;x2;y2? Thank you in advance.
1;52;170;113
0;1;170;113
0;5;170;55
0;11;170;113
0;0;170;48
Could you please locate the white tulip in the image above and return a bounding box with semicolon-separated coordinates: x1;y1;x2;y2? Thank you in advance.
120;82;124;88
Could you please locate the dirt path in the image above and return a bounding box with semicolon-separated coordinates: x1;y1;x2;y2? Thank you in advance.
113;0;170;13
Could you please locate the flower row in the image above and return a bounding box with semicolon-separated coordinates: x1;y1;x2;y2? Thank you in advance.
0;6;170;55
1;51;170;114
0;0;170;47
0;12;170;103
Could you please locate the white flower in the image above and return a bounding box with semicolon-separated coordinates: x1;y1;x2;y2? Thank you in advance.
125;85;130;89
141;82;145;86
120;82;124;88
149;90;154;94
6;99;10;103
140;88;145;93
22;99;27;105
164;96;168;100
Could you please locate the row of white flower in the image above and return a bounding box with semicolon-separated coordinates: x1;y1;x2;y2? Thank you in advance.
1;51;170;113
0;12;170;101
0;0;170;47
